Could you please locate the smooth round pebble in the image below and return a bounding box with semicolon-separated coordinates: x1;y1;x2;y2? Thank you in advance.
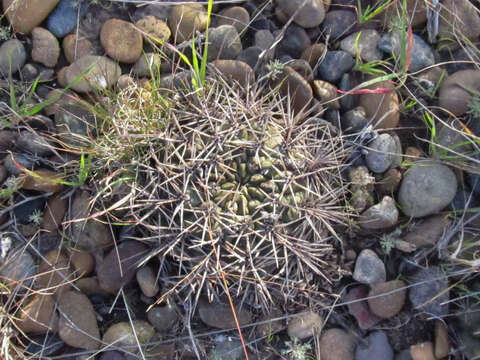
368;280;407;319
320;328;356;360
287;311;322;340
136;265;159;297
31;27;60;68
353;249;386;285
0;39;27;76
365;134;397;174
355;331;394;360
100;18;143;63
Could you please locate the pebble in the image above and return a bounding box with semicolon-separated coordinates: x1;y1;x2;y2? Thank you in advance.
278;66;313;115
287;311;322;340
62;34;93;64
398;161;457;218
317;51;354;83
147;304;178;332
46;0;88;38
210;338;243;360
37;249;72;296
0;39;27;76
341;30;382;62
136;265;159;297
404;215;451;247
409;266;449;317
218;6;250;34
355;331;394;360
351;188;374;213
13;195;45;224
31;27;60;68
103;320;155;349
135;16;171;42
289;59;314;82
100;351;127;360
381;0;427;28
0;247;36;289
212;59;255;88
277;24;311;58
208;25;242;61
438;70;480;116
237;46;263;69
16;130;52;156
377;168;402;197
353;249;386;285
17;294;58;334
434;321;449;359
276;0;326;28
26;334;64;357
437;0;480;50
368;280;407;319
342;107;368;132
436;121;474;158
360;196;399;229
339;73;355;111
313;80;340;109
366;134;397;173
70;249;95;277
58;291;100;350
22;170;64;193
358;80;400;130
100;19;143;63
168;4;208;43
132;53;161;77
97;240;149;294
322;10;356;39
301;43;326;69
395;350;413;360
198;300;252;329
378;32;434;72
254;29;274;51
346;286;382;330
2;0;59;34
320;328;356;360
410;342;435;360
65;55;122;93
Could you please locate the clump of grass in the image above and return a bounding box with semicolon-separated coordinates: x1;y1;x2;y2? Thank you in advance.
92;69;353;310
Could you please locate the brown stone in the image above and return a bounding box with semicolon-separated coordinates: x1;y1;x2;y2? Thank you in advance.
31;27;60;68
2;0;59;34
17;295;58;334
367;280;406;319
438;70;480;116
62;34;93;64
136;15;171;42
198;300;253;330
100;19;143;63
358;80;399;130
36;249;73;297
301;43;326;69
211;59;255;88
376;168;402;197
404;215;451;247
70;250;95;277
381;0;427;29
218;6;250;34
42;193;67;232
287;311;323;340
410;342;435;360
168;4;208;43
434;321;450;359
320;328;356;360
278;66;313;116
22;170;64;193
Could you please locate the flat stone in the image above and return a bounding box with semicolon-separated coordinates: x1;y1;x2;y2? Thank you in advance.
358;80;400;130
0;247;36;290
353;249;386;285
301;43;326;69
198;300;252;330
287;311;322;340
360;196;399;229
103;320;155;349
22;170;64;193
36;249;72;297
70;249;95;277
278;66;313;115
365;134;397;174
100;18;143;63
17;294;58;334
398;161;457;218
410;342;435;360
368;280;407;319
211;59;255;87
0;39;27;76
2;0;59;34
276;0;326;28
320;328;356;360
58;291;100;350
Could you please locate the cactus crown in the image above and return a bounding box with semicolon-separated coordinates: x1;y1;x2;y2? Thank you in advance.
97;72;352;307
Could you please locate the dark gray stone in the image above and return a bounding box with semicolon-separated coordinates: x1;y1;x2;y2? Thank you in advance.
409;266;449;317
317;51;354;83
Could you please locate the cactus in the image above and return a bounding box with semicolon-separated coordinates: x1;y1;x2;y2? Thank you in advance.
96;72;352;306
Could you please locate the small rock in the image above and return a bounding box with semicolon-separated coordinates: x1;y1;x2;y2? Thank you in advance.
100;351;127;360
136;15;171;42
117;74;135;90
339;73;355;111
136;265;159;297
378;32;434;72
346;286;382;330
199;300;252;329
132;53;161;77
16;131;52;156
211;59;255;88
351;188;375;213
26;334;64;357
398;161;457;218
255;308;284;338
100;19;143;63
70;249;95;277
2;0;59;34
320;328;356;360
287;311;322;340
313;80;339;109
409;266;449;317
210;338;243;360
342;107;368;132
360;196;399;229
277;66;313;115
404;215;451;247
0;247;36;289
75;277;108;296
168;4;208;43
355;331;394;360
288;59;314;82
254;29;274;51
36;249;73;296
237;46;263;69
395;349;413;360
276;0;326;28
147;304;178;332
365;134;397;173
65;55;121;93
434;321;449;359
410;342;435;360
358;80;399;129
367;280;407;319
208;25;242;61
17;294;58;334
0;39;27;76
353;249;386;285
341;30;382;62
31;27;60;68
97;240;149;294
317;51;354;83
277;24;311;58
62;34;93;64
218;6;250;34
42;193;67;232
22;170;64;193
322;10;356;39
103;320;155;349
300;43;326;69
381;0;427;29
438;70;480;116
58;291;100;350
377;168;402;197
46;0;88;37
